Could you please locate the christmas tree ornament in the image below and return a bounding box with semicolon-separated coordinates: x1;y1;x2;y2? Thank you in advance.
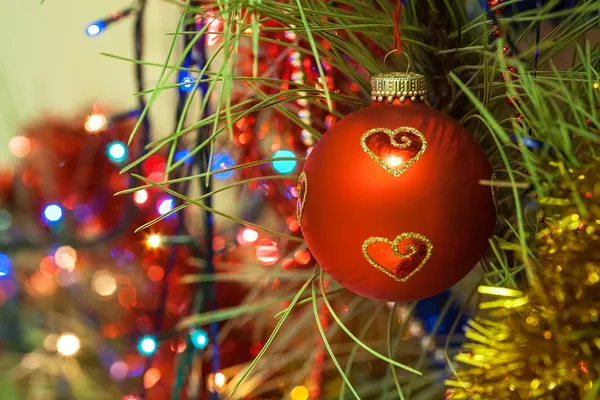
447;159;600;399
298;72;496;302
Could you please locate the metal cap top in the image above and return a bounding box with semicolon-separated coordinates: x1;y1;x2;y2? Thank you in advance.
370;72;427;103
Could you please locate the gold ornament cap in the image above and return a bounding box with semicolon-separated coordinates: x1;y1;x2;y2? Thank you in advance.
370;72;427;103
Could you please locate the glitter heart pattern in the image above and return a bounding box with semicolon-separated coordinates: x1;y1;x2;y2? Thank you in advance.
360;127;427;177
362;233;433;282
296;172;307;227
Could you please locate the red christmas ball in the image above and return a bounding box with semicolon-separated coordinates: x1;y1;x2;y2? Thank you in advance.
298;73;495;302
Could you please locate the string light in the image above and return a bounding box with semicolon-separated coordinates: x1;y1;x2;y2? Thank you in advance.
43;204;64;223
8;136;31;158
56;333;81;356
207;372;227;393
174;149;192;164
241;227;259;243
86;21;107;37
92;271;117;297
86;7;135;38
143;368;161;389
290;385;310;400
54;246;77;271
215;372;226;387
179;76;195;93
146;234;162;249
272;150;297;174
110;361;129;381
157;197;174;215
133;189;149;205
212;153;235;179
0;254;11;277
138;335;157;356
190;329;209;349
84;114;107;133
107;141;128;163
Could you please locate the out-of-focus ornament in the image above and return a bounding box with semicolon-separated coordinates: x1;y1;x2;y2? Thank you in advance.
299;72;495;302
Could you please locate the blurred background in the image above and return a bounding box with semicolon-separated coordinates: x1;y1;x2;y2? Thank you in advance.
0;1;179;162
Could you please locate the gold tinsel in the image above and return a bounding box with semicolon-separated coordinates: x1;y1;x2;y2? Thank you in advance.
446;159;600;400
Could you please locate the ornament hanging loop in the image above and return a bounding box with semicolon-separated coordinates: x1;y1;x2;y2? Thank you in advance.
383;50;411;74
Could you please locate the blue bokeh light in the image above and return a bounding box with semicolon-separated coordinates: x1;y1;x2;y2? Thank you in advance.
0;253;11;278
86;20;106;37
138;335;157;356
272;150;297;174
107;141;128;163
157;197;174;216
43;204;64;223
212;153;235;180
179;76;195;93
174;149;193;164
190;329;209;349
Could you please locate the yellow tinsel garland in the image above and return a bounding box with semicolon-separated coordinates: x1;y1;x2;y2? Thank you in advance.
446;159;600;399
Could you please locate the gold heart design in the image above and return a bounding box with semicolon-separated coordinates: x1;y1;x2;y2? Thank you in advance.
360;127;427;177
296;171;307;227
362;233;433;282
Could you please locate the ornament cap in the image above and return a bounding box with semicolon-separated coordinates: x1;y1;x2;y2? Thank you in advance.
370;72;427;104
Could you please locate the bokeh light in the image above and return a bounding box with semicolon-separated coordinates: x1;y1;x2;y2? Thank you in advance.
190;329;209;349
146;234;162;249
110;361;129;381
147;265;164;282
157;197;174;215
92;271;117;297
134;189;149;205
29;271;58;296
138;336;157;356
0;254;11;277
255;239;280;265
86;21;106;36
8;136;31;158
44;334;59;351
118;287;136;308
84;114;107;133
43;204;63;223
272;150;297;173
107;141;128;163
241;227;258;243
290;385;309;400
212;153;235;179
144;368;161;389
294;249;311;265
54;246;77;271
174;149;192;164
57;333;81;356
208;372;227;393
179;76;195;93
